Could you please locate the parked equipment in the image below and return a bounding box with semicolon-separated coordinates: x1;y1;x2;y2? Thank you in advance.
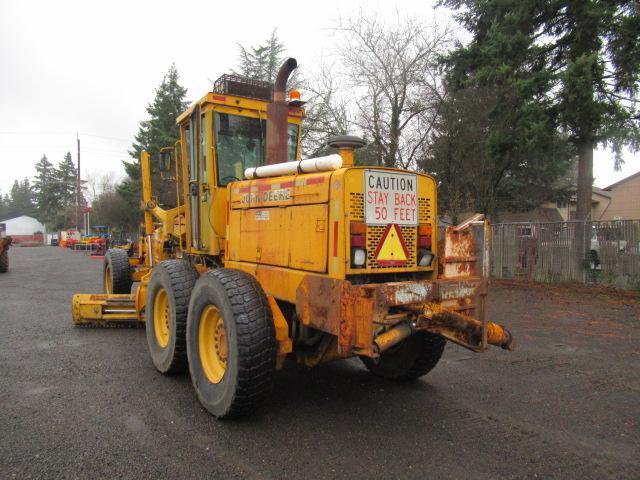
72;59;514;418
0;236;11;273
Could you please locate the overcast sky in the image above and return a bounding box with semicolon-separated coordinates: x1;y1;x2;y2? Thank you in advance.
1;0;638;198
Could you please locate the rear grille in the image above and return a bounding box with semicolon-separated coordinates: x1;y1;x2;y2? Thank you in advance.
349;192;364;221
419;197;432;223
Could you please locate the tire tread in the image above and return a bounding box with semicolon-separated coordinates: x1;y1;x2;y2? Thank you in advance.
207;269;277;418
147;260;197;373
104;249;132;294
362;331;446;381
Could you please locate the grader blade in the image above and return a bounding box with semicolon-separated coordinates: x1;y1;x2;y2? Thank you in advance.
72;293;142;327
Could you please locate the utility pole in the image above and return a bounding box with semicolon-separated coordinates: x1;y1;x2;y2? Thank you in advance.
76;135;80;231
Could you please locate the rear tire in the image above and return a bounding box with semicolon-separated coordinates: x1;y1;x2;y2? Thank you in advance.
103;249;132;294
187;269;277;419
361;332;446;381
0;250;8;273
146;260;198;374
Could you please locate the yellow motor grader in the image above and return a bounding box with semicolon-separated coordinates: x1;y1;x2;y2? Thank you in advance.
72;58;514;418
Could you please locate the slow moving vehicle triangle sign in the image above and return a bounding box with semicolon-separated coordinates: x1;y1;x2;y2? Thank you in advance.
374;224;409;266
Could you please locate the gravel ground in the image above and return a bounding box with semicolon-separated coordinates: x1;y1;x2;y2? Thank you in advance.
1;246;639;479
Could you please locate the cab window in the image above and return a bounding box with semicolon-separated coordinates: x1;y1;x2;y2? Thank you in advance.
214;113;265;186
213;112;300;186
288;123;299;161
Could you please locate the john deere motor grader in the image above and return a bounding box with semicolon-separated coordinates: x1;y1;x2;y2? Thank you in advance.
72;58;514;418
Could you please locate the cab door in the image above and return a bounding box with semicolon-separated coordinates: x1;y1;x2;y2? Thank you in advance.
199;109;213;251
187;107;200;249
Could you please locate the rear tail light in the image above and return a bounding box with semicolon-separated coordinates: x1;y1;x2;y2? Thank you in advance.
417;249;433;266
350;222;366;268
351;247;366;267
417;225;433;266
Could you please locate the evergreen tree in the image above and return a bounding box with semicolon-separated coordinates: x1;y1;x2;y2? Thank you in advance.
233;29;302;90
8;178;35;217
32;154;61;226
234;30;287;83
426;86;573;220
120;64;188;208
56;152;78;207
0;192;10;220
441;0;640;265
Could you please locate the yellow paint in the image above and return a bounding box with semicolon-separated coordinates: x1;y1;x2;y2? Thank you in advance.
140;151;153;236
266;295;293;369
225;166;438;303
104;265;112;293
198;305;227;384
153;288;170;348
338;148;354;167
71;294;141;325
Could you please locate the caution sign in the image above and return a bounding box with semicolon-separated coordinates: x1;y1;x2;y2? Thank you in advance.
365;170;418;226
374;224;409;266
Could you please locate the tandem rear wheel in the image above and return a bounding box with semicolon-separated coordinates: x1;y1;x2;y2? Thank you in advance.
145;260;198;374
186;269;277;419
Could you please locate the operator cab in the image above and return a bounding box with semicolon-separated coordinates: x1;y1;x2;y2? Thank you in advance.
174;73;304;254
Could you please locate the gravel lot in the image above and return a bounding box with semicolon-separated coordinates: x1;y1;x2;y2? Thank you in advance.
1;246;639;479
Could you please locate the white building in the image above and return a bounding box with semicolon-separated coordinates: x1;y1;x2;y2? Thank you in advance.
0;215;46;242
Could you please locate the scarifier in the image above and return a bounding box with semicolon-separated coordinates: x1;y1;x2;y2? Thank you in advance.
72;59;515;418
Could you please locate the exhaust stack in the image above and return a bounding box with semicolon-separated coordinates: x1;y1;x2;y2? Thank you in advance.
266;58;297;165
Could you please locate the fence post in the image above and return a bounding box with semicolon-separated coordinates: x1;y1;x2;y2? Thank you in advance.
582;220;586;284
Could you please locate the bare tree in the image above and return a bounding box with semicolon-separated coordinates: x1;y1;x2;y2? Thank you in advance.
300;61;352;157
85;170;118;203
334;14;453;169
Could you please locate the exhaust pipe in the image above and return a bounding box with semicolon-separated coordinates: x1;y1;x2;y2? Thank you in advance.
266;58;297;165
373;322;414;354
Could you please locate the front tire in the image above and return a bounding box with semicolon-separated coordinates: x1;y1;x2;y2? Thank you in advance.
361;332;446;381
187;269;277;419
103;249;132;294
146;260;198;374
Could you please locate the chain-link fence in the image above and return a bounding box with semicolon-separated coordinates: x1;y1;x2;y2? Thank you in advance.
490;220;640;289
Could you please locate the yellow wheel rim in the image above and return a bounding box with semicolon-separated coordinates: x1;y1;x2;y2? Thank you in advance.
153;288;170;348
199;305;228;384
105;265;112;293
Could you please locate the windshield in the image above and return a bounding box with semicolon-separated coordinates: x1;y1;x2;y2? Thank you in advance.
214;112;299;186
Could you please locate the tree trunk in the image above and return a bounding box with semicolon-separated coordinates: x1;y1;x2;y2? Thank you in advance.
574;139;593;280
575;140;593;222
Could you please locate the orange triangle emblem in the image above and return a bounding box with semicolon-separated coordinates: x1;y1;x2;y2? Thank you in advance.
374;224;409;266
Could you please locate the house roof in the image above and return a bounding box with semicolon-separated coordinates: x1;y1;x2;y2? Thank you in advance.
0;215;41;223
592;186;612;198
498;207;564;223
604;170;640;190
566;185;612;200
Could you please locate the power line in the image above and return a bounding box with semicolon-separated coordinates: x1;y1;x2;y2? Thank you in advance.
0;131;131;143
